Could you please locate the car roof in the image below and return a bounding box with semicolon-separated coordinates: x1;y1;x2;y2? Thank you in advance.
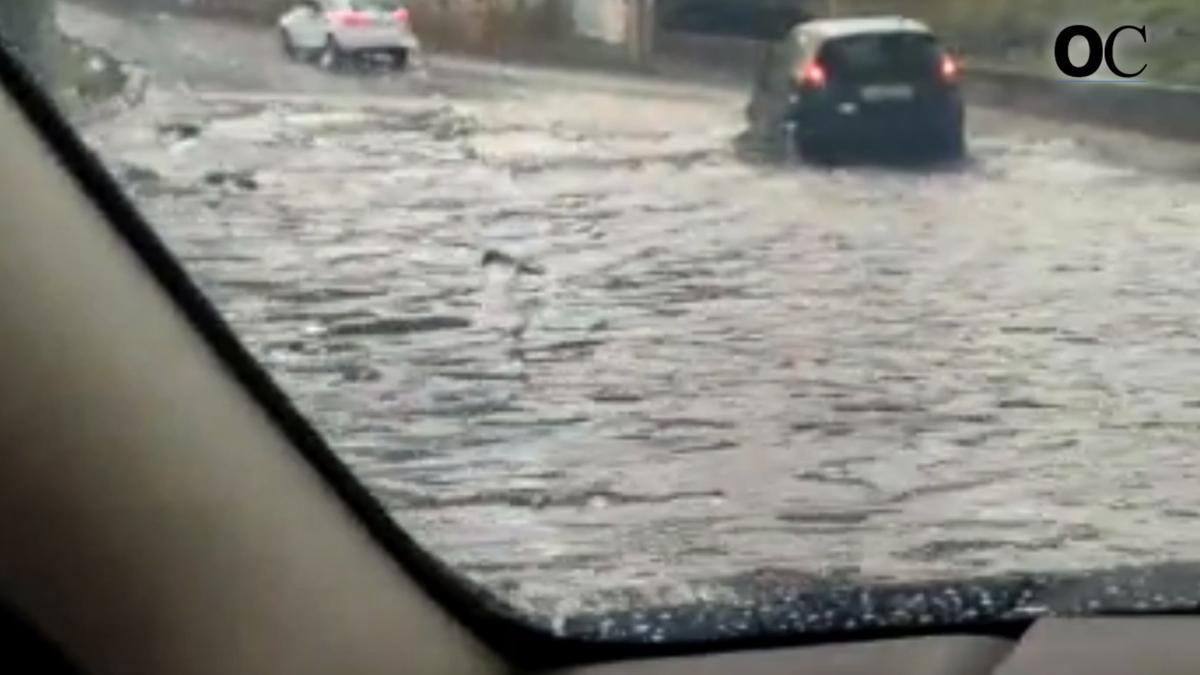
794;16;933;42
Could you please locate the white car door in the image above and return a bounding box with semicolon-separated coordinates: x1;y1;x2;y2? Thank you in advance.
280;1;328;51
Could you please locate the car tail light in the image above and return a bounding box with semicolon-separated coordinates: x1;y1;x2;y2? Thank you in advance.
796;60;827;89
330;10;371;27
393;7;410;23
940;54;961;82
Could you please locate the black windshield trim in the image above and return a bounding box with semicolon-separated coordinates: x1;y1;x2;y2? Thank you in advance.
0;598;82;675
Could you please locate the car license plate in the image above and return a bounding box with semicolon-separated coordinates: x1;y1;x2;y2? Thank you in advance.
861;84;915;102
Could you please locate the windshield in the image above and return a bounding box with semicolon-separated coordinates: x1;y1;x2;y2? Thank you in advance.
6;0;1194;644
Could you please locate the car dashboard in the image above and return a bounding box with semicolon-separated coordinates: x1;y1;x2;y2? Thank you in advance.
5;606;1200;675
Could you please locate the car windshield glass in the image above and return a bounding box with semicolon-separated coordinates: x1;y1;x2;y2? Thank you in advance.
819;32;941;78
3;0;1193;647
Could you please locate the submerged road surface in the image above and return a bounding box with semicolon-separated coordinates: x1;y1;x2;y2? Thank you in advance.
63;3;1200;619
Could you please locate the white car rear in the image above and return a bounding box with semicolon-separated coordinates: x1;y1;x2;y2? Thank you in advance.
279;0;420;69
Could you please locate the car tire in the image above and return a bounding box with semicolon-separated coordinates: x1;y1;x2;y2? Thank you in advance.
933;126;966;161
281;30;299;61
754;119;793;162
796;135;837;167
319;36;347;71
391;49;409;71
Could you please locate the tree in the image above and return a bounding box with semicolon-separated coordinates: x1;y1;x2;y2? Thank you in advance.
0;0;56;86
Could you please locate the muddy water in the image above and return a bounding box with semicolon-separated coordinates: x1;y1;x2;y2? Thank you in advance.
75;54;1200;620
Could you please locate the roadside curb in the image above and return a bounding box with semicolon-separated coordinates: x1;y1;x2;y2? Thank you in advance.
963;65;1200;143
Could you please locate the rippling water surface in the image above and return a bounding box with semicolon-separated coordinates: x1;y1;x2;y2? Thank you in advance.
77;45;1200;618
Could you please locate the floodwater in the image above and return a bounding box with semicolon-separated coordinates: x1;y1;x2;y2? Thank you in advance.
64;3;1200;623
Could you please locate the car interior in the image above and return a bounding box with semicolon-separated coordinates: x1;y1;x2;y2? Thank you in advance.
2;36;1200;675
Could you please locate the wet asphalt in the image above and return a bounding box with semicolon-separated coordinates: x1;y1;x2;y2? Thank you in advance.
61;2;1200;620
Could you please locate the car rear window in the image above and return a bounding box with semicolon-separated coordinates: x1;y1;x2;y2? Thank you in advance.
819;32;942;80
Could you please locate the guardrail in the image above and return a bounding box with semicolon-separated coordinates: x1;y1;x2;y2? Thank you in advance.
653;30;1200;143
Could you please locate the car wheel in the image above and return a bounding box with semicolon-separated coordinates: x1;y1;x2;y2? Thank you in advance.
281;30;299;61
940;127;967;161
319;36;346;71
391;48;409;71
796;135;837;166
925;124;965;162
752;118;791;162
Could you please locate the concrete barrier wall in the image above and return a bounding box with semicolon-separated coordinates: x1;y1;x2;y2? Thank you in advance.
653;30;1200;142
572;0;627;45
406;0;561;54
655;31;765;80
405;0;635;66
964;67;1200;142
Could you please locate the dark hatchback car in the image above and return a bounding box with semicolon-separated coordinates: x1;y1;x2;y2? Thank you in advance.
746;17;966;162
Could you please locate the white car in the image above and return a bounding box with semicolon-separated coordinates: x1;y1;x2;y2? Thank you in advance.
279;0;420;70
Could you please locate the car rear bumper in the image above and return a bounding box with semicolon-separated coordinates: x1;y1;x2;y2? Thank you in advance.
793;96;963;147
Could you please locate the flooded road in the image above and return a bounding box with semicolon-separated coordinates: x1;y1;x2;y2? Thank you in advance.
64;4;1200;619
